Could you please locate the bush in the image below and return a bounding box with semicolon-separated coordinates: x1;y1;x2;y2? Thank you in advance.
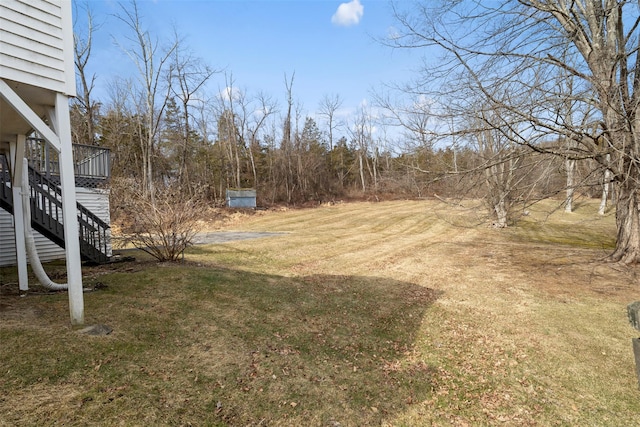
121;186;204;261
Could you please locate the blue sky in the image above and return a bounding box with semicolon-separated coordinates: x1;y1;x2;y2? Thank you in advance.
74;0;422;139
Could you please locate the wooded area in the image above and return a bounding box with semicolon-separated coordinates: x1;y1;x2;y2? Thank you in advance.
70;1;634;256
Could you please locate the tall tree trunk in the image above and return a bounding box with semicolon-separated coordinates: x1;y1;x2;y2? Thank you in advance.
493;199;508;228
485;161;509;228
358;153;366;192
610;175;640;264
147;140;155;206
181;99;191;192
565;158;575;213
248;141;257;188
234;143;241;188
599;154;611;215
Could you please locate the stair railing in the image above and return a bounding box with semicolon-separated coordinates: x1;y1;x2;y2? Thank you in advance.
28;166;111;264
0;154;12;213
0;153;110;264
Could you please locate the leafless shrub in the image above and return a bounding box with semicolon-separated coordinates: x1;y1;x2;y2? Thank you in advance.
121;186;204;261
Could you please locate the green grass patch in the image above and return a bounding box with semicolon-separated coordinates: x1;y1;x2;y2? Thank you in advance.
0;261;438;425
507;200;617;249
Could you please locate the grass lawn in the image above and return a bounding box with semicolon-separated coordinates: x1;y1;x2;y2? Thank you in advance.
1;199;639;426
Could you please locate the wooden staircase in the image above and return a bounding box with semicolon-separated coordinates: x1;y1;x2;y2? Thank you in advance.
0;146;111;264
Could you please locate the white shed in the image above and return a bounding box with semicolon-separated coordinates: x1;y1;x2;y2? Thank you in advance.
0;0;84;325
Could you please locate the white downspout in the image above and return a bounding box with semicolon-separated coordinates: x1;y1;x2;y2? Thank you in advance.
21;159;68;291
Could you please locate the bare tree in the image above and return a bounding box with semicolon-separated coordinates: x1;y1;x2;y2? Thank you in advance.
245;92;278;187
560;70;578;213
349;104;376;193
374;90;439;186
115;0;178;203
318;93;343;150
471;105;545;227
374;90;434;150
72;2;99;145
215;73;243;188
390;0;640;263
100;77;142;180
599;153;612;215
169;42;217;191
281;72;296;202
215;81;278;191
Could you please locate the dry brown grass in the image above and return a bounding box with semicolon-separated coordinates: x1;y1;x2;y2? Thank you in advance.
189;199;639;425
1;198;639;426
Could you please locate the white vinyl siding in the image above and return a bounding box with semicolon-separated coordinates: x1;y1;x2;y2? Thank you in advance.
0;210;18;266
0;0;75;95
77;187;112;258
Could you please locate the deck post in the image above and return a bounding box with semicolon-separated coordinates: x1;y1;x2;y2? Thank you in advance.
0;0;84;324
51;93;84;325
9;135;28;291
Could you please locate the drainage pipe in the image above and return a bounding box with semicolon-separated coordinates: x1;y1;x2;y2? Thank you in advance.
21;159;68;290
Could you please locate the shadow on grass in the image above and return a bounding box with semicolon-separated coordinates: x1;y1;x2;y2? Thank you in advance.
0;260;440;426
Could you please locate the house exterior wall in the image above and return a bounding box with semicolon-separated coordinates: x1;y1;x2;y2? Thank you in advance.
0;0;75;96
0;188;110;266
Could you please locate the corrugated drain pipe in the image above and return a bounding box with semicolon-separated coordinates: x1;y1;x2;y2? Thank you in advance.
21;159;68;291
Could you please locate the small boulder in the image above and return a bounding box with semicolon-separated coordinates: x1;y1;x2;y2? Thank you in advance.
78;324;113;336
628;302;640;332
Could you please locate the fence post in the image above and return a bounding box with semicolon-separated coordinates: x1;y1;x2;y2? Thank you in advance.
627;301;640;390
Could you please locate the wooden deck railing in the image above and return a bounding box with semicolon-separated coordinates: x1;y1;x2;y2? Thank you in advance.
26;138;111;188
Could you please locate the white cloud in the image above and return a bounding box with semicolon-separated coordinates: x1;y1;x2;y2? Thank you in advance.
331;0;364;27
218;86;242;103
253;106;271;119
387;26;401;41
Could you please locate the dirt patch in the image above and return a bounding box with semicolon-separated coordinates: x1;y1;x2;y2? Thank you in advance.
0;300;44;323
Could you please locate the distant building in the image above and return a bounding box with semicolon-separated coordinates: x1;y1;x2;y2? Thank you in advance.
226;188;257;208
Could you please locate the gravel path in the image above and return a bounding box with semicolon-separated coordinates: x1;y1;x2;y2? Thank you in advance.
192;231;286;245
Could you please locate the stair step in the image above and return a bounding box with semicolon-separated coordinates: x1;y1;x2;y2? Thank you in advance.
0;154;110;264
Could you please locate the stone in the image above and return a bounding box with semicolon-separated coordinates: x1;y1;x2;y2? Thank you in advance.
627;301;640;331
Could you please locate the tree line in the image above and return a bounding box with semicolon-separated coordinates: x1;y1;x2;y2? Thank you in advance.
70;1;623;256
